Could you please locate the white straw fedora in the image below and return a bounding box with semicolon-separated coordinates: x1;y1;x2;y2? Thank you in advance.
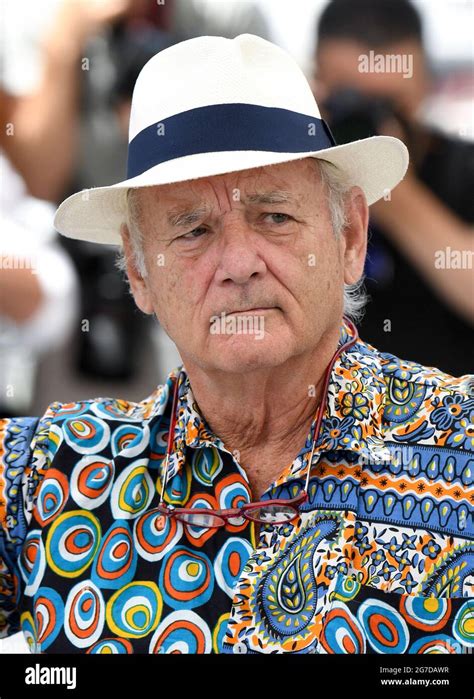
54;33;409;246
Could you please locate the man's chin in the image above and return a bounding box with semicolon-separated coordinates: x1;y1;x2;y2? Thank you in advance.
206;335;293;373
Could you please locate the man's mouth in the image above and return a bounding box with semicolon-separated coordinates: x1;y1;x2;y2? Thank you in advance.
227;306;277;315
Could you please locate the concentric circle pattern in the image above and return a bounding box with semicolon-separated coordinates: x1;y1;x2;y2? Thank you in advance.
46;511;101;578
64;581;105;648
214;538;252;598
19;529;46;595
110;460;154;519
357;598;410;654
111;424;149;458
106;582;162;639
71;456;114;510
34;587;64;650
134;509;183;561
400;596;451;631
34;468;69;526
159;547;214;610
192;447;223;486
86;637;134;654
63;416;110;454
92;521;137;589
453;600;474;647
148;610;211;654
320;602;366;654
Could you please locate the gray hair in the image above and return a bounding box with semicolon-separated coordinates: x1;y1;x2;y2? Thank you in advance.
116;158;368;322
316;159;368;322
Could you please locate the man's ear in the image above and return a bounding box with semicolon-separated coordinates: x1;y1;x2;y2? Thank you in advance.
120;224;154;315
342;186;369;285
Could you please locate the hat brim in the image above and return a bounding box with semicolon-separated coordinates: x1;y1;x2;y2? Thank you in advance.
54;135;408;246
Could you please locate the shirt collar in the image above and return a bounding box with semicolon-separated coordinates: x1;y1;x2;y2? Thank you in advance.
146;318;389;482
316;322;388;459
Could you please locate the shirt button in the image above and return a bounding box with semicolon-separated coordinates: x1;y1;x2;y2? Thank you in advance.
234;642;248;654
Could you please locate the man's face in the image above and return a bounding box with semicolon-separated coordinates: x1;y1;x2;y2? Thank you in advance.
314;39;430;122
123;158;367;373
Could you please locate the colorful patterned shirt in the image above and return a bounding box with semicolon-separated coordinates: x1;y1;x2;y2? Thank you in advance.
1;319;473;654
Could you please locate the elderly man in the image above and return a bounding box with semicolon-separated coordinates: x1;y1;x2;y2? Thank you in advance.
0;35;472;655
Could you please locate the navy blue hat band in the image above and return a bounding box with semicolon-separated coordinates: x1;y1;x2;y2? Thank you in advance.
126;103;337;180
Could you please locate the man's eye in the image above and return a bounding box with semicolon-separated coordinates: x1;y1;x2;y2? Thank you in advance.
180;227;208;240
264;213;292;224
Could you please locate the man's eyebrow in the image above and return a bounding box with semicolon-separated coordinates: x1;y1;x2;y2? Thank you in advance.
166;205;209;228
165;190;295;228
244;190;295;205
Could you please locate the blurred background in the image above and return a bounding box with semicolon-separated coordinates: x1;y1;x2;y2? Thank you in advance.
0;0;473;425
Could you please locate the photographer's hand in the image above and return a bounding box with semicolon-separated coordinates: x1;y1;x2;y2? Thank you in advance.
370;136;474;324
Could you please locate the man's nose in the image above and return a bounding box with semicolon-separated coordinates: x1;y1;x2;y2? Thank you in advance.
214;219;267;285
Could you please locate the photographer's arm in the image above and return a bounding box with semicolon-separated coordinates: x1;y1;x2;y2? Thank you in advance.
1;0;129;202
370;171;474;324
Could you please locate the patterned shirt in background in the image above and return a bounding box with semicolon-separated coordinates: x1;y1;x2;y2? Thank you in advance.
0;319;473;654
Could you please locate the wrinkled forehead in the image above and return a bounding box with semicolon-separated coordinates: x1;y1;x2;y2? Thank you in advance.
135;157;322;213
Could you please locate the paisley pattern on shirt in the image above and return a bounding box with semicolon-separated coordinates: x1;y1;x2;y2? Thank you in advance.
0;319;472;653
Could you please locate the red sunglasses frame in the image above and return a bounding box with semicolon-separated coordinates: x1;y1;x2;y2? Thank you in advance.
156;491;308;528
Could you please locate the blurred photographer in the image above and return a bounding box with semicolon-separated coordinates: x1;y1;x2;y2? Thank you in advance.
313;0;474;375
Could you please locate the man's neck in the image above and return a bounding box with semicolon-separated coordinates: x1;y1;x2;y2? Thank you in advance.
180;322;341;493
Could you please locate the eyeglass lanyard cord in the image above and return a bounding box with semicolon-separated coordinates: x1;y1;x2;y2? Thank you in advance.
159;318;359;505
302;319;359;495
